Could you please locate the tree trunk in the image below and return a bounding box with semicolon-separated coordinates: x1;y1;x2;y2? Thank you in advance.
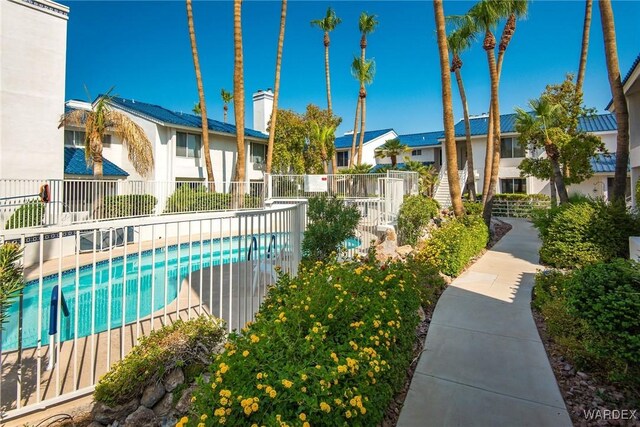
454;67;475;200
599;0;629;202
357;94;366;165
186;0;215;192
324;34;332;114
232;0;246;208
549;174;557;207
349;96;361;168
577;0;593;95
391;155;397;168
549;154;569;204
434;0;463;217
223;105;228;123
483;30;501;227
266;0;287;174
481;107;494;206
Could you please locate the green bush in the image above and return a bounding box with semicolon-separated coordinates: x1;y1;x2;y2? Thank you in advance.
418;215;489;277
164;185;262;214
94;316;225;406
536;200;640;268
4;201;44;229
302;196;361;261
0;243;24;327
103;194;157;218
397;195;439;246
531;269;570;311
565;260;640;375
190;257;444;426
462;201;483;216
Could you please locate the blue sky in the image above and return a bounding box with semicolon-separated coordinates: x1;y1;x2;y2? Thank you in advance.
60;1;640;136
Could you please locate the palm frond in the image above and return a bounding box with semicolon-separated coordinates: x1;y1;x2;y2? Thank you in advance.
58;109;89;129
311;7;341;31
359;12;378;34
106;111;154;177
221;89;233;104
351;57;376;85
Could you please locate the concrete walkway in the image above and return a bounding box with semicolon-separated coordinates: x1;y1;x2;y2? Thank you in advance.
398;219;571;427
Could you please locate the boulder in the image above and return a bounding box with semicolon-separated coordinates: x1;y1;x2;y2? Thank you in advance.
152;392;173;417
163;368;184;392
141;383;166;408
92;399;139;425
175;385;197;414
396;245;413;258
124;406;158;427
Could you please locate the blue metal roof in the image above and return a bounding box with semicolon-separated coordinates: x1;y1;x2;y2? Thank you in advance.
334;128;394;149
371;161;434;172
606;52;640;110
590;152;629;174
105;96;268;140
397;131;444;147
64;147;129;177
453;113;617;137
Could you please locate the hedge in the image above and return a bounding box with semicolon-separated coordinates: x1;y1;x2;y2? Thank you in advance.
94;316;225;406
417;215;489;277
103;194;157;219
164;186;262;214
397;195;439;246
189;257;445;426
4;201;44;229
533;200;640;268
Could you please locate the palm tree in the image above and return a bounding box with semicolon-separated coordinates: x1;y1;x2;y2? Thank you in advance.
434;0;463;217
311;8;341;174
309;121;336;173
576;0;593;95
192;102;201;115
447;25;476;199
233;0;246;188
374;138;409;167
515;99;569;204
221;89;233;123
403;161;438;196
351;57;375;166
186;0;215;191
599;0;629;202
59;92;154;179
265;0;287;175
348;96;361;168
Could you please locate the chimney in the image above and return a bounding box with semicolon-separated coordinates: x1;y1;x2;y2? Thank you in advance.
252;89;274;134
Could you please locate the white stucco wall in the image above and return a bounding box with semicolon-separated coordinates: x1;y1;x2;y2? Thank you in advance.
0;0;68;181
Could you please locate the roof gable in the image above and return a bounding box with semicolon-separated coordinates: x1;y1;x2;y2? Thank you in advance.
64;147;129;177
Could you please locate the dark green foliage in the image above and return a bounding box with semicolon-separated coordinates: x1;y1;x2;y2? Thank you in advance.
163;185;261;214
418;215;489;277
4;201;44;229
0;243;24;328
94;316;225;406
493;193;551;201
397;195;439;246
535;200;640;268
302;196;361;261
462;201;483;216
103;194;157;218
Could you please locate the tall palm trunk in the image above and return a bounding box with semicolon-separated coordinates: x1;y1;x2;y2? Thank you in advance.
186;0;215;191
357;90;366;165
453;62;475;199
577;0;593;94
349;96;361;168
233;0;246;207
481;107;494;205
599;0;629;201
325;34;339;173
266;0;287;174
482;30;501;226
549;174;557;207
434;0;463;217
223;105;228;123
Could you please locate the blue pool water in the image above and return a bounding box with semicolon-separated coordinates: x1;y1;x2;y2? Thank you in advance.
1;234;361;352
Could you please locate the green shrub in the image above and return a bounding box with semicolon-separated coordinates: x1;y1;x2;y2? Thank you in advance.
397;195;439;246
564;260;640;377
531;269;570;310
0;243;24;327
302;196;360;261
103;194;157;218
94;316;225;406
190;257;443;426
4;201;44;229
536;200;640;268
164;185;261;214
418;215;489;277
462;201;483;216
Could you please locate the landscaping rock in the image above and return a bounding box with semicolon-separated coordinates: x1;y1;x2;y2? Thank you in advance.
163;368;184;392
375;228;399;261
152;392;173;417
87;422;105;427
124;406;158;427
396;245;413;258
92;399;139;425
175;385;197;414
141;383;166;408
160;415;178;427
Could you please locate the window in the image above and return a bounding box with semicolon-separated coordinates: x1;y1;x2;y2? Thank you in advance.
250;143;266;164
65;130;112;147
411;149;422;156
337;151;349;167
500;178;527;194
176;132;201;158
500;137;525;158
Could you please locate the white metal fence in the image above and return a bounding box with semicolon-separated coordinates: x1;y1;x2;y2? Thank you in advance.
491;198;551;218
0;179;265;231
0;203;305;421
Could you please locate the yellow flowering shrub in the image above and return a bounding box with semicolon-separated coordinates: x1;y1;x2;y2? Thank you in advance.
188;256;444;426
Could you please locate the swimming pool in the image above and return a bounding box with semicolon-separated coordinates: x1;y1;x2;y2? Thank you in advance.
1;234;361;352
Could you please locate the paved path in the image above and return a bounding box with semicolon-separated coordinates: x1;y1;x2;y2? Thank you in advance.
398;219;571;427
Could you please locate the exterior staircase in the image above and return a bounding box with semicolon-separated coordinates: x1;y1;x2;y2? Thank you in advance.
433;164;468;208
